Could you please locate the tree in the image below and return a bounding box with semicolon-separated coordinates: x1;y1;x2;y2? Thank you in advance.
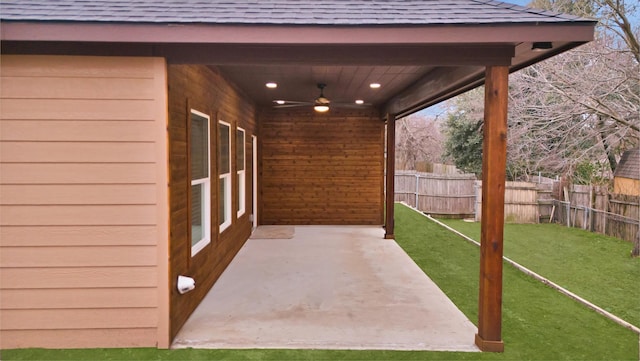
442;0;639;182
442;88;484;176
395;113;444;170
513;0;639;179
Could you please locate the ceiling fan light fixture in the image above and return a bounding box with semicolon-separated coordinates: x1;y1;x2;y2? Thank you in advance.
275;100;286;105
315;96;330;104
314;84;330;112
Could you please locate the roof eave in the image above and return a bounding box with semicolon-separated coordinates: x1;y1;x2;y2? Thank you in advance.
0;20;596;45
384;39;592;118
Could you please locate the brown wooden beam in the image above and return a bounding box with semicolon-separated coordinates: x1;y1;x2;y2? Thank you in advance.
384;113;396;239
385;65;485;118
475;65;508;353
159;44;515;66
0;41;514;66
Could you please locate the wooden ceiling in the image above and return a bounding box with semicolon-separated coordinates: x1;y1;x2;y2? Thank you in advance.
217;64;434;109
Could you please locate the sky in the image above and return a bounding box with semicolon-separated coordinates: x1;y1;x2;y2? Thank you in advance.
505;0;531;6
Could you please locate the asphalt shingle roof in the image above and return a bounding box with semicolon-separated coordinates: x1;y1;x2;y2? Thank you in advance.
0;0;590;25
615;148;640;180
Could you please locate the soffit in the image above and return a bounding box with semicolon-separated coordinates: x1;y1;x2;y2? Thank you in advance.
216;64;435;109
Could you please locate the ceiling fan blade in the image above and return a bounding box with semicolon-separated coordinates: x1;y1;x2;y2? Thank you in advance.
273;100;313;106
273;103;312;108
275;100;312;105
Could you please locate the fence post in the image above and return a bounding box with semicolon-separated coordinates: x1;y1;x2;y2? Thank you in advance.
585;185;596;232
474;181;481;222
415;173;419;209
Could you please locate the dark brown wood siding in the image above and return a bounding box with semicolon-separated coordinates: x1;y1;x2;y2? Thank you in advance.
168;65;256;339
259;108;384;225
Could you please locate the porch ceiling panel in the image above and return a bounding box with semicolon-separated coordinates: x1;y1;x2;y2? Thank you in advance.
216;64;435;110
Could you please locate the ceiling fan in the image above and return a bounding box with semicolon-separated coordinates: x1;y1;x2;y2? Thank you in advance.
272;83;369;112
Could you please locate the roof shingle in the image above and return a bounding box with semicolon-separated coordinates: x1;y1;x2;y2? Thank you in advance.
0;0;592;25
615;148;640;181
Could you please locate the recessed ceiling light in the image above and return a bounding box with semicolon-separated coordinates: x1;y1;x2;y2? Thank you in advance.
266;82;278;89
275;100;285;105
369;83;381;89
355;100;364;105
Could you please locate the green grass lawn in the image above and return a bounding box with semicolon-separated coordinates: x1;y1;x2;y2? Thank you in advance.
3;203;638;360
438;217;640;327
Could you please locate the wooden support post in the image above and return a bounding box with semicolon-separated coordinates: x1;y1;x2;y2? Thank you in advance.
385;113;396;239
475;65;508;353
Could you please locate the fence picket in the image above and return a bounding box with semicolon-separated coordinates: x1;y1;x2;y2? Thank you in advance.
395;171;639;242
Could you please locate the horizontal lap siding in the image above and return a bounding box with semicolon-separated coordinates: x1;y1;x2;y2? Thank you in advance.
0;55;169;348
260;109;384;225
168;65;256;339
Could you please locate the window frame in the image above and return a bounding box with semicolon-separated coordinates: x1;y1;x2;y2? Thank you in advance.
236;127;246;218
218;120;232;233
189;109;211;257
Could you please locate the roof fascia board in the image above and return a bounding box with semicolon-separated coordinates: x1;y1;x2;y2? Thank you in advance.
1;22;595;44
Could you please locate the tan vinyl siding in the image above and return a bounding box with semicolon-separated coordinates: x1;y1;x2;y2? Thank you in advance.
0;55;169;348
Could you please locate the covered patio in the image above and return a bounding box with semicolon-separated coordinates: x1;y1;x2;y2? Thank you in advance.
0;0;596;350
172;225;479;351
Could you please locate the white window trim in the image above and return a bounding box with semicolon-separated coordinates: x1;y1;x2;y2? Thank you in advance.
190;109;211;257
252;135;258;230
237;127;246;218
219;120;232;233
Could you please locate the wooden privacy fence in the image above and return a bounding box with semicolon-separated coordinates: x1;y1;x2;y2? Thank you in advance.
475;181;539;223
395;170;475;217
395;171;639;242
396;171;543;222
553;186;639;243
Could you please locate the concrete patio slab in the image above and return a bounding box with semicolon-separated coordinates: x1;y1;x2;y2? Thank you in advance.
172;226;479;351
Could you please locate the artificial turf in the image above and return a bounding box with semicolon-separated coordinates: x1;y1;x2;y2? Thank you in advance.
438;216;640;327
2;203;638;360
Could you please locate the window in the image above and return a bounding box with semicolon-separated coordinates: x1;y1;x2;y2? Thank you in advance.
236;128;246;217
190;110;210;256
218;121;232;232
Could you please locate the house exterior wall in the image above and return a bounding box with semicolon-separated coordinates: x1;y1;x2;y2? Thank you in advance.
614;177;640;196
259;108;384;225
167;65;257;339
0;55;169;348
